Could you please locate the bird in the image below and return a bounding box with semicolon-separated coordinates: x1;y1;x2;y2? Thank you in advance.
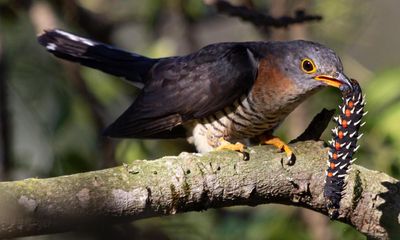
38;29;352;162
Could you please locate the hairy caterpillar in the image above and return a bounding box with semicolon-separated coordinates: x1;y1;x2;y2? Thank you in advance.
324;79;366;219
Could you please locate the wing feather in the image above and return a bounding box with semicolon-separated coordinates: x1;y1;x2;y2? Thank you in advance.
104;43;259;138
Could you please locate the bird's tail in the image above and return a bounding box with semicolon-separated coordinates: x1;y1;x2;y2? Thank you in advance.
37;29;158;86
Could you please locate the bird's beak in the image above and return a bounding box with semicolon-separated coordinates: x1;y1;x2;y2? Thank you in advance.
314;72;353;90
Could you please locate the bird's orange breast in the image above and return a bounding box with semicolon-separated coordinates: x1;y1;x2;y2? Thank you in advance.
252;57;297;106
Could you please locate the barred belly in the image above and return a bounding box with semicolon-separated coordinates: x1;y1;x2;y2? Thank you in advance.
187;95;283;153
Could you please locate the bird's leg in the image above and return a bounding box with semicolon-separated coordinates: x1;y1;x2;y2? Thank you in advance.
259;135;296;165
215;138;249;160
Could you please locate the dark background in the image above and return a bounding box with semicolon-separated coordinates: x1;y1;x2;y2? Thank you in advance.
1;0;399;239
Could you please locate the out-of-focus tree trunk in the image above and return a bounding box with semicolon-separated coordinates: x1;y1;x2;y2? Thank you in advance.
158;0;198;54
29;1;116;168
0;33;12;180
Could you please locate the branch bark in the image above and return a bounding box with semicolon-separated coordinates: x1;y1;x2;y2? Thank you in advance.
0;141;398;239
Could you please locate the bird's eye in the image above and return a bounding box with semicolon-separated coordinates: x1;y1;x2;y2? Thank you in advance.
301;58;317;74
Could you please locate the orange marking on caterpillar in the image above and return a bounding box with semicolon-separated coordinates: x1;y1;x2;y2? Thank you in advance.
338;131;344;139
342;120;348;128
333;153;338;160
345;109;351;117
330;162;335;169
335;142;341;150
328;172;333;177
348;101;354;108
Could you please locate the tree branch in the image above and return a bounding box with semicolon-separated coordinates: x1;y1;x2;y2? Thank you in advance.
0;141;398;239
209;0;322;29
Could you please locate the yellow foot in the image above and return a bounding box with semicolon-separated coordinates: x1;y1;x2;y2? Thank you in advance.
215;138;249;160
260;135;296;165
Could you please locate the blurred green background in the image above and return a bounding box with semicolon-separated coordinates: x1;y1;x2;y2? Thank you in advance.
1;0;399;239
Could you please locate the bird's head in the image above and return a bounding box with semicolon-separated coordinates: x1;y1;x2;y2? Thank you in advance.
273;40;352;93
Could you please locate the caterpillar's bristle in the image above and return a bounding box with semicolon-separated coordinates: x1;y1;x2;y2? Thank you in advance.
341;105;346;114
354;145;360;152
357;133;364;140
353;119;362;126
339;163;348;170
361;98;366;105
333;116;339;122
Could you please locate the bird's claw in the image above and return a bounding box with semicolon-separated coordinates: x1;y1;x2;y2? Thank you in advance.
261;135;296;166
279;145;296;166
241;151;250;161
285;152;296;166
215;138;250;161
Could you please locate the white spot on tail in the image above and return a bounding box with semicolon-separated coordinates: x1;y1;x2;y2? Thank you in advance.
55;29;95;46
46;43;57;51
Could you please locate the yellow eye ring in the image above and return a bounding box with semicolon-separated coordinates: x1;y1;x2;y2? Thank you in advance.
301;58;317;74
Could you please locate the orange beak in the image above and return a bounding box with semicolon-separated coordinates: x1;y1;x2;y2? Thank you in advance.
314;73;352;90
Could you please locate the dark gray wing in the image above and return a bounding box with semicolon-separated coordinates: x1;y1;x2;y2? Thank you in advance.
104;43;259;138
